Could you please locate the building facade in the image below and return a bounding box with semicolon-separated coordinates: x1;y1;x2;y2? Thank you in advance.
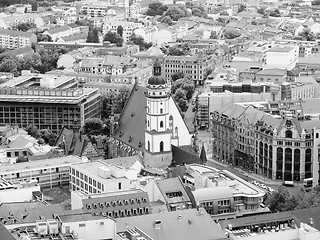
212;102;320;186
0;29;37;49
163;55;215;85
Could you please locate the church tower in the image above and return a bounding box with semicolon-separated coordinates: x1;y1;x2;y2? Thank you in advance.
144;61;172;168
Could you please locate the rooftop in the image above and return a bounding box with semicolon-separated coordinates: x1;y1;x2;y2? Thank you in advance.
59;212;114;222
268;46;295;53
0;155;83;174
116;208;227;240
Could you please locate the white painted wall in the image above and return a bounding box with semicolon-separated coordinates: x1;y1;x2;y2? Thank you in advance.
0;184;41;203
143;179;165;202
71;191;84;210
168;97;193;146
60;218;116;240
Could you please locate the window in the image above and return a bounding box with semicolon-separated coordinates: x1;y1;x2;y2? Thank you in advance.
285;130;292;138
160;108;163;114
160;121;163;128
160;141;164;152
317;133;319;138
147;141;150;151
118;182;121;190
79;223;86;227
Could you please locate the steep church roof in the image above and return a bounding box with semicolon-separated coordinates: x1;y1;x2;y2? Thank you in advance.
113;84;192;152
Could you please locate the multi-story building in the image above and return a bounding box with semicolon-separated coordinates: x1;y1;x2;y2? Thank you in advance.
0;177;41;203
103;21;143;43
69;160;132;193
212;100;320;186
173;164;267;220
44;24;88;42
0;73;101;133
163;55;215;85
71;189;151;218
80;5;125;18
0;156;85;188
0;29;37;50
264;46;299;70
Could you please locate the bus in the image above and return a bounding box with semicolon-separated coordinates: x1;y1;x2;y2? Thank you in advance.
303;178;313;188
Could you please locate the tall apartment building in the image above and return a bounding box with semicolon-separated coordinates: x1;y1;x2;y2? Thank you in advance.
0;156;85;188
163;55;215;85
80;5;124;18
0;74;101;133
211;100;320;186
0;29;37;50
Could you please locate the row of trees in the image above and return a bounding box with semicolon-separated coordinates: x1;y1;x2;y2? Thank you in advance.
171;73;195;113
25;125;57;146
265;186;320;212
146;2;209;26
103;31;153;51
0;48;67;76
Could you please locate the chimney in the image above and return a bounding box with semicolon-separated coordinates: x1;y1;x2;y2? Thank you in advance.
154;220;161;230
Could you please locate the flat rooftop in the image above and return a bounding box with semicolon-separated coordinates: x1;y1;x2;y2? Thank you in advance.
59;212;113;223
0;156;83;174
268;46;295;53
0;87;98;104
186;164;265;197
71;161;127;181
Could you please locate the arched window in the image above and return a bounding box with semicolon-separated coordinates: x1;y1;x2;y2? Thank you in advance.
160;141;164;152
147;120;149;127
285;130;292;138
160;108;163;114
147;141;150;151
175;127;178;137
160;121;163;128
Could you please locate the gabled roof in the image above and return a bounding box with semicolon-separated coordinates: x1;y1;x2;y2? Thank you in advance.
218;102;246;119
172;145;202;166
256;68;287;76
0;225;16;240
46;25;71;35
116;208;227;240
0;29;35;38
55;127;97;157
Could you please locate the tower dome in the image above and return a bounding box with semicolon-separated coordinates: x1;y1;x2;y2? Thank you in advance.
148;61;167;86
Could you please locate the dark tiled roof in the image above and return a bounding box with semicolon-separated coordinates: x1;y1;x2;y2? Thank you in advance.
113;84;146;151
171;145;201;166
55;127;97;157
0;225;16;240
291;207;320;231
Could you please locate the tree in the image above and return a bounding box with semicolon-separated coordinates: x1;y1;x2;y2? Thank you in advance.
210;31;218;39
103;31;123;47
16;156;28;163
257;8;265;15
0;58;19;76
220;11;229;16
31;1;38;11
173;89;188;112
83;118;104;136
16;22;36;31
172;77;195;101
39;129;57;146
299;28;315;41
117;25;123;37
224;29;241;39
238;4;246;13
35;31;52;42
146;2;168;16
24;7;28;13
19;53;42;70
160;16;173;26
25;125;41;139
163;5;187;21
129;33;152;51
86;27;100;43
171;71;184;82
